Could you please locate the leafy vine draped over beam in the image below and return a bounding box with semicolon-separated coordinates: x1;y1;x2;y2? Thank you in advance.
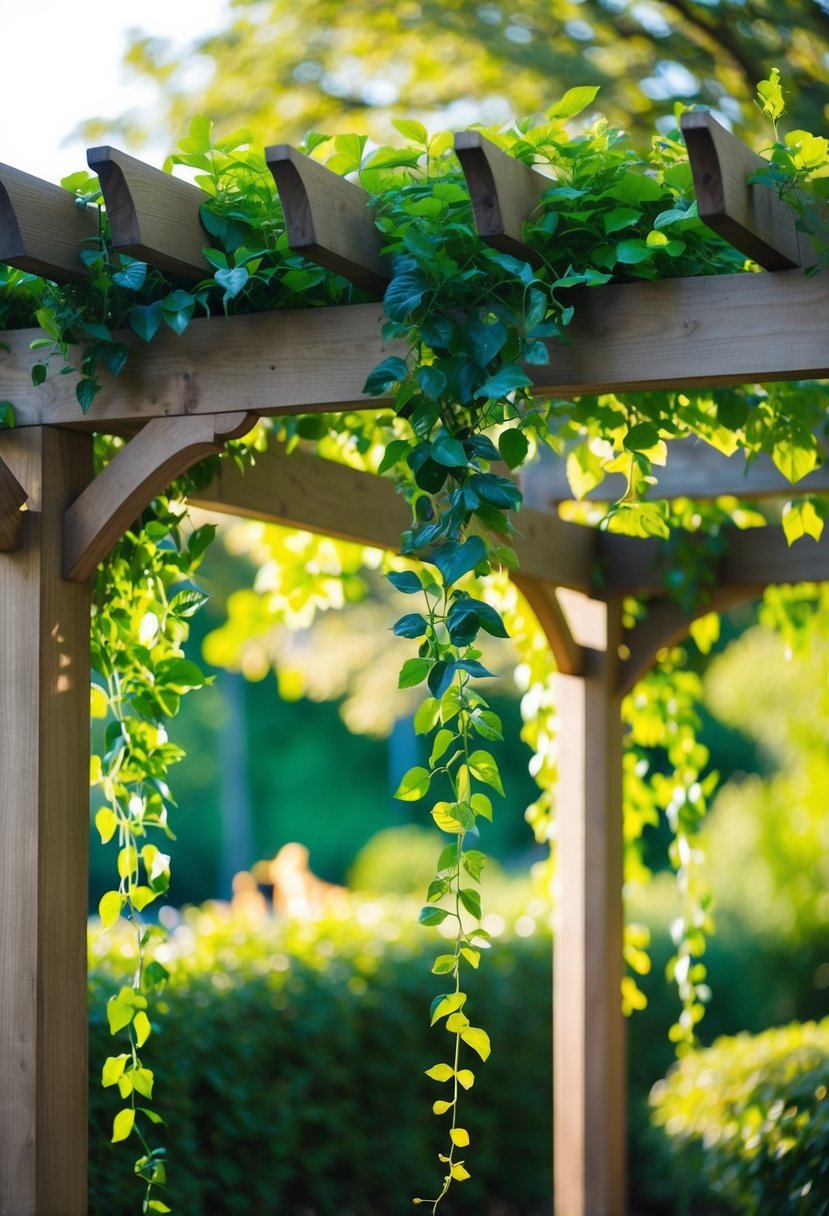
0;70;827;1214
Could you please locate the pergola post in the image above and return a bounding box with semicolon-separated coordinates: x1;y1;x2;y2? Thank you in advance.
553;599;625;1216
0;426;92;1216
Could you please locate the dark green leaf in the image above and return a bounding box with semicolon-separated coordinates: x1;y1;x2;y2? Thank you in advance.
392;613;428;639
624;422;660;451
427;535;487;587
498;428;529;469
459;888;482;919
418;365;447;399
474;364;533;400
111;260;148;291
129;302;164;343
384;268;428;320
388;570;422;595
363;356;409;396
468;473;522;510
431;432;468;468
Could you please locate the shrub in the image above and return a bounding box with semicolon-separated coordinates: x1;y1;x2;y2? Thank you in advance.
650;1019;829;1215
88;897;553;1216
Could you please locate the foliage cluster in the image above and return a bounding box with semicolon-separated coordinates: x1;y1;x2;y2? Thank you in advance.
651;1018;829;1214
3;69;828;1209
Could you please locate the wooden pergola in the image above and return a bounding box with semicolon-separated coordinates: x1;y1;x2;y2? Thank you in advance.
0;111;827;1216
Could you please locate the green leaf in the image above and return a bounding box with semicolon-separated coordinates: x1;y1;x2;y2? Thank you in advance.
392;612;428;639
615;239;651;265
603;206;641;235
363;356;409;395
782;499;824;544
431;432;468;468
474;364;533;400
414;697;440;734
430;991;467;1025
459;888;482;919
399;657;431;688
771;438;819;484
624;422;661;452
111;260;148;291
498;428;529;469
76;378;98;413
468;750;504;795
98;890;124;930
170;589;210;618
470;792;493;821
461;1025;491;1061
461;947;481;969
548;84;600;119
387;569;422;595
463;850;487;881
418;365;448;400
430;728;456;765
129;302;164;343
215;266;249;302
111;1108;135;1143
427;535;486;587
470;708;503;741
394;766;431;800
391;117;429;145
432;953;457;974
419;906;449;926
384;267;428;321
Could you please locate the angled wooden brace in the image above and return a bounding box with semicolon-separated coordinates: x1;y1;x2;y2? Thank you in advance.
87;146;210;278
454;132;550;263
63;411;255;581
266;145;389;295
511;576;586;675
0;163;98;280
681;111;812;270
0;453;27;550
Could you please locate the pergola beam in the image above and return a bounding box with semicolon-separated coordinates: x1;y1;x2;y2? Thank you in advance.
0;163;97;281
188;442;598;592
88;146;210;279
681;112;810;271
3;269;828;432
454;131;549;262
0;455;28;550
267;145;389;294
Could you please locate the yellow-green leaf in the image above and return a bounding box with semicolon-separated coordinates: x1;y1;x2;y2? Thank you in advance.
456;1069;475;1090
450;1127;470;1147
98;890;123;930
425;1063;454;1082
111;1108;135;1143
461;1025;492;1061
393;766;431;801
133;1010;152;1048
432;1099;453;1115
450;1162;471;1181
101;1054;128;1087
95;806;117;845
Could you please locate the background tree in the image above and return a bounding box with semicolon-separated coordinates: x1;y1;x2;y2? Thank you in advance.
87;0;829;151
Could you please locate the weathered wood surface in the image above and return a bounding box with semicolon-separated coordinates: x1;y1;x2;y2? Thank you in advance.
3;270;827;431
522;438;829;505
88;146;209;278
454;131;550;261
681;112;809;270
0;427;92;1216
509;577;585;674
63;411;255;581
553;602;626;1216
188;442;597;591
0;163;97;280
267;145;389;294
0;455;27;549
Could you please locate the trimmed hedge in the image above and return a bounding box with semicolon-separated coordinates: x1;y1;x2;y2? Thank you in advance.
651;1019;829;1215
88;899;554;1216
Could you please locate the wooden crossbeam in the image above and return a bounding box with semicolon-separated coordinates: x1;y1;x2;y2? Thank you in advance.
522;438;829;505
4;270;828;431
188;441;597;592
0;164;97;281
87;146;209;278
681;112;810;270
454;131;549;262
0;454;27;550
267;145;389;294
63;411;254;581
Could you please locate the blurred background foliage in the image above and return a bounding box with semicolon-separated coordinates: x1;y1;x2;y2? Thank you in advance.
85;0;829;151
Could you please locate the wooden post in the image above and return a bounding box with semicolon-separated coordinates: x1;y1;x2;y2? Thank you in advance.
0;426;92;1216
553;598;625;1216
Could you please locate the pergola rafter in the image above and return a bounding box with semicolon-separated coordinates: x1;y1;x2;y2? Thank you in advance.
0;112;825;1216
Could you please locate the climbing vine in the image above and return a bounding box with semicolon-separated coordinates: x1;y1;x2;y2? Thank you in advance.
0;69;827;1211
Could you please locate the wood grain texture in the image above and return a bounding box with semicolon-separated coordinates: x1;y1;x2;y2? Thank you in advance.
554;603;626;1216
681;112;809;270
87;146;209;278
0;455;27;549
522;438;829;506
188;442;597;590
63;411;255;581
454;131;550;261
267;146;389;294
0;427;92;1216
511;576;585;674
4;270;828;432
0;163;97;281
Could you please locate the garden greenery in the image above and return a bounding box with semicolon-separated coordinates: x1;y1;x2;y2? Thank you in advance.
0;69;827;1211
